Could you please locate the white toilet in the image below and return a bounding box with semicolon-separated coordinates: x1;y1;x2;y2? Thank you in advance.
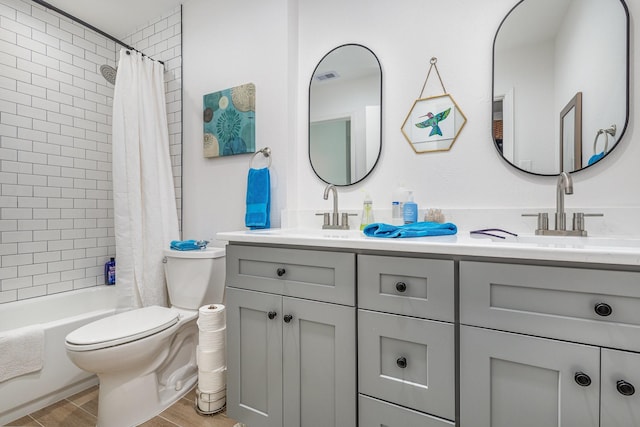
65;247;225;427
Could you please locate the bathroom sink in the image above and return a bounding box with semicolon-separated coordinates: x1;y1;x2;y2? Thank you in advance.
249;228;364;240
497;235;640;250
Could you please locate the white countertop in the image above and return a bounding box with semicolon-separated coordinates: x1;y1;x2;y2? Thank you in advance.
217;228;640;267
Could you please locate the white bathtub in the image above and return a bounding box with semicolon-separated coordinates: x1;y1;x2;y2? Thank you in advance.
0;286;117;425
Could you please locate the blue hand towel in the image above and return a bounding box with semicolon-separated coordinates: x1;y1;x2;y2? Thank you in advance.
245;167;270;230
363;222;457;238
170;240;203;251
588;151;605;165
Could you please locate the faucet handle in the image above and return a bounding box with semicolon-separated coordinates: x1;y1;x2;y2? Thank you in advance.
315;212;330;227
341;213;358;229
572;212;604;233
522;212;549;232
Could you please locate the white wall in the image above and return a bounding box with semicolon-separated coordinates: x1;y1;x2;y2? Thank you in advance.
182;0;295;242
182;0;638;240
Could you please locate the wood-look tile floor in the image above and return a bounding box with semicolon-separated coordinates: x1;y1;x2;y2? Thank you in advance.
5;386;239;427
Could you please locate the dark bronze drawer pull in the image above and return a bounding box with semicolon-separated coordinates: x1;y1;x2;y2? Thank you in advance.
395;282;407;293
574;372;592;387
267;311;277;320
277;268;286;277
617;380;635;396
594;302;612;317
396;356;407;369
283;314;293;323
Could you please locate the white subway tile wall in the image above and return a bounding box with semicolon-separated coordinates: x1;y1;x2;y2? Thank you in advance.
0;0;182;303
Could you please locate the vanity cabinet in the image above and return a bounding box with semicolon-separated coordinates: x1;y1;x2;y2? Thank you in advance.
225;245;356;427
357;254;455;426
460;261;640;427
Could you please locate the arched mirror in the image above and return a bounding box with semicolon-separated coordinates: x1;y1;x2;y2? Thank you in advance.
309;44;382;186
493;0;629;175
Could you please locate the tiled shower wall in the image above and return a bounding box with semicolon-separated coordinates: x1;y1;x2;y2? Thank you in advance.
0;0;182;303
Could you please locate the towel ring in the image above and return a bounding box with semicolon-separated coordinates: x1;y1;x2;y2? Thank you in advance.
250;147;272;168
592;124;616;154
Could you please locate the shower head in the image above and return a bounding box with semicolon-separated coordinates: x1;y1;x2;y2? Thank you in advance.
100;64;117;85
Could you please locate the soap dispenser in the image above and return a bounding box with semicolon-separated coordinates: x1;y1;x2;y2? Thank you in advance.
403;191;418;224
360;192;375;231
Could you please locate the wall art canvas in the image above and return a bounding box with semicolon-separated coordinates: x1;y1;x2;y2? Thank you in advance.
203;83;256;158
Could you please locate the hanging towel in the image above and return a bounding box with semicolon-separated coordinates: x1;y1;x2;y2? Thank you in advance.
0;325;44;383
363;221;457;238
245;167;270;229
588;151;605;165
170;240;208;251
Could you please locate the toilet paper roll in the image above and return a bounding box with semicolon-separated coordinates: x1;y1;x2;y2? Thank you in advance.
198;366;227;393
199;328;226;352
197;345;226;371
198;304;226;331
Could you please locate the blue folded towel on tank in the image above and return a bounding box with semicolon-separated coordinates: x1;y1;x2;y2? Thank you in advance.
363;222;457;238
245;167;270;230
170;240;205;251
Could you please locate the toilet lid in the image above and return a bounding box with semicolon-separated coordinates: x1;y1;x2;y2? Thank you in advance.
65;306;179;351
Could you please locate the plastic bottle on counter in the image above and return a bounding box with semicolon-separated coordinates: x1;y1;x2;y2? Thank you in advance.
104;257;116;285
403;191;418;224
360;192;375;231
392;185;408;225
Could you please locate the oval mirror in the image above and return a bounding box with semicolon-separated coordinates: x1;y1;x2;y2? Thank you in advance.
309;44;382;186
493;0;629;175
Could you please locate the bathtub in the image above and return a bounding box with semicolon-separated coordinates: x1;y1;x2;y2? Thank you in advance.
0;286;117;425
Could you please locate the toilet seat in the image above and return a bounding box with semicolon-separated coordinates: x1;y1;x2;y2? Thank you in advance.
65;306;179;351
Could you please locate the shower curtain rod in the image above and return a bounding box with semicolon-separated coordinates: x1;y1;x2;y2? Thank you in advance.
30;0;165;66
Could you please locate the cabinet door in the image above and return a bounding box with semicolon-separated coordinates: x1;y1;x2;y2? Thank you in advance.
282;297;356;427
460;325;600;427
226;287;283;427
601;348;640;427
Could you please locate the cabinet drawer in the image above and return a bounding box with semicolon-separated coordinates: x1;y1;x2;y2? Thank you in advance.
359;395;454;427
226;245;355;305
460;261;640;351
358;255;454;321
358;309;455;420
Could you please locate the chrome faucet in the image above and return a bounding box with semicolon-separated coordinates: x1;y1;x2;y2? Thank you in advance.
323;184;339;227
555;171;573;231
523;171;603;236
318;184;354;229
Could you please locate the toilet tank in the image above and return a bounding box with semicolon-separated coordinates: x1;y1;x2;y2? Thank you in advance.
163;247;226;310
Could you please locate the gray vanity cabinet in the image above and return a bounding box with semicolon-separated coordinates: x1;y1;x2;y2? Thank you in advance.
357;254;455;426
225;245;356;427
460;261;640;427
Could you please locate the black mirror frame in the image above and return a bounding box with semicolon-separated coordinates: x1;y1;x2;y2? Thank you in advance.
491;0;630;177
308;43;383;186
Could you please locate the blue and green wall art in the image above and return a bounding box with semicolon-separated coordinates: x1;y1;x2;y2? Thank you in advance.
203;83;255;158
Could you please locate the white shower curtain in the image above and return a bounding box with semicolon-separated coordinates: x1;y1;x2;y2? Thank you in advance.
111;49;179;308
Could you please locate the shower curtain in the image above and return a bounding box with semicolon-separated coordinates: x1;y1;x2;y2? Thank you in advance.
111;49;180;308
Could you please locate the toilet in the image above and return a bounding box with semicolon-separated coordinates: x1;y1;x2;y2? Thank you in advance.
65;247;225;427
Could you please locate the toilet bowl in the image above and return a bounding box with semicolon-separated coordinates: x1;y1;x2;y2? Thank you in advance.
65;247;225;427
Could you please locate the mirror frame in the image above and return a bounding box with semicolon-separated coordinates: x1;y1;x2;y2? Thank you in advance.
492;0;630;176
308;43;383;186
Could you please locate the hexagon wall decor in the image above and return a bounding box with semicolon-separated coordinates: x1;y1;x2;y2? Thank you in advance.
401;93;466;154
